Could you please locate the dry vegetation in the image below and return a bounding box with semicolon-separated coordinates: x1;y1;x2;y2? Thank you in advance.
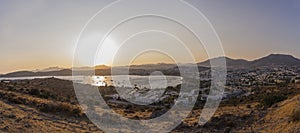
0;78;299;132
291;109;300;122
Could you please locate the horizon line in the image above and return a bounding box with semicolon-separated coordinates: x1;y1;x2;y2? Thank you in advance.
1;53;299;75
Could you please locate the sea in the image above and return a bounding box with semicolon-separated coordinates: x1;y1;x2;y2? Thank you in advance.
0;75;182;89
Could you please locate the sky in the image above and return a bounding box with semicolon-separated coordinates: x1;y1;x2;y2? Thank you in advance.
0;0;300;74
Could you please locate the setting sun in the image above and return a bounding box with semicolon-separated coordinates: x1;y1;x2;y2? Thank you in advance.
95;37;119;66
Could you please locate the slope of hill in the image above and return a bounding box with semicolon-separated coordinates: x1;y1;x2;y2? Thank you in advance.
95;65;110;70
2;71;36;77
252;54;300;67
250;94;300;132
127;63;176;70
1;69;72;77
0;77;299;132
0;64;178;77
198;54;300;68
38;67;65;72
198;57;250;68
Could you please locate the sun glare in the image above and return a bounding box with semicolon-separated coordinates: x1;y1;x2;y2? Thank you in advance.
95;37;119;66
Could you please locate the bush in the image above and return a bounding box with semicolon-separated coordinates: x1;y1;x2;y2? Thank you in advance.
261;95;287;107
291;109;300;122
37;102;82;117
8;97;24;104
246;105;251;108
28;89;40;96
39;91;53;99
71;108;82;116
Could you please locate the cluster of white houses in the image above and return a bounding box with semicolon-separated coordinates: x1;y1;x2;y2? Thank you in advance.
104;66;300;106
225;66;300;87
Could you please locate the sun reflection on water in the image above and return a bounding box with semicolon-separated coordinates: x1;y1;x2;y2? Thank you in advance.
92;76;107;87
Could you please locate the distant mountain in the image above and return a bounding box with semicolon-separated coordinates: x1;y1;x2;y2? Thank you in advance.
95;65;110;70
37;67;65;72
72;65;110;71
72;66;94;71
2;54;300;77
251;54;300;67
198;54;300;68
1;69;72;77
0;63;178;77
126;63;176;70
198;57;250;68
2;71;36;77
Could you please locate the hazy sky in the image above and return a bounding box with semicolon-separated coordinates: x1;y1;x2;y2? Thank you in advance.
0;0;300;73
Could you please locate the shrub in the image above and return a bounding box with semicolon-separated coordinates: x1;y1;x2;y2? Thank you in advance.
71;108;82;116
246;105;251;108
291;109;300;122
8;97;24;104
37;102;82;117
39;91;52;99
261;95;287;107
28;89;40;96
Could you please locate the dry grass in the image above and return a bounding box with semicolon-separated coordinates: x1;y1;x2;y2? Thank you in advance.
0;87;82;117
1;78;300;132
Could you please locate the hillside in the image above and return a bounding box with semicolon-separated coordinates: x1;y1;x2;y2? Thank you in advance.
252;54;300;67
1;69;72;77
198;57;250;68
0;78;299;132
198;54;300;68
125;63;176;70
249;94;300;132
